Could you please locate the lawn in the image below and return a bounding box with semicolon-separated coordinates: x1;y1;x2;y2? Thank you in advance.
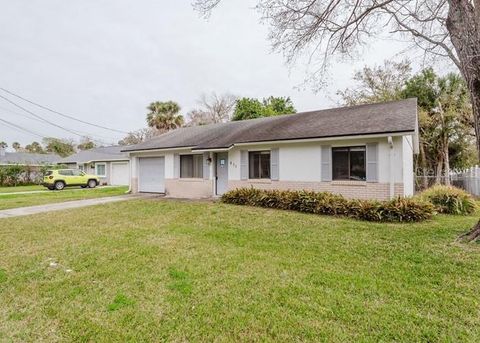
0;186;128;210
0;199;479;342
0;185;45;193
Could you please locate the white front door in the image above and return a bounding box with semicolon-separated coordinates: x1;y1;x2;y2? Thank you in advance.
216;153;228;195
111;162;129;185
138;157;165;193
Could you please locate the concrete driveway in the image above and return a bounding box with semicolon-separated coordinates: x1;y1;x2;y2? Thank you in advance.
0;194;154;219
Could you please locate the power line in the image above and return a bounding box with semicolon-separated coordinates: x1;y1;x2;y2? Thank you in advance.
0;87;129;134
0;94;115;145
0;116;46;139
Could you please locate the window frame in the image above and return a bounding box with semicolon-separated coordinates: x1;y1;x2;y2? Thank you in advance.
180;154;204;179
95;163;107;177
248;150;271;180
332;146;366;181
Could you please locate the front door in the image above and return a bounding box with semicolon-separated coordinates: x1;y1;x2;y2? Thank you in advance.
216;153;228;195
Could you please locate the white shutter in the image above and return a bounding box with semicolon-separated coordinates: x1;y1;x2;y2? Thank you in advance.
240;150;248;180
366;143;378;182
321;145;332;182
270;148;279;180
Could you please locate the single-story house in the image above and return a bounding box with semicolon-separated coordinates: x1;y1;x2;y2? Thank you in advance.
122;99;419;200
58;146;130;186
0;148;60;167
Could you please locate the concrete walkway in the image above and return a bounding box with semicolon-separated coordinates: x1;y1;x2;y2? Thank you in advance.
0;194;153;219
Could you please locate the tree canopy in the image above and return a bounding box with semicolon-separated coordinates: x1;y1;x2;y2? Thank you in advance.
146;101;184;133
42;138;75;157
232;96;296;121
195;0;480;158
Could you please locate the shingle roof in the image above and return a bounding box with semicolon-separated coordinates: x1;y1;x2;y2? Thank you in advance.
59;145;129;164
0;152;60;165
122;98;417;152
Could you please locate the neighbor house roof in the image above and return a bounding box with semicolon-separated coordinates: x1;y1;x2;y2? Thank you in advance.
0;152;60;165
122;98;418;152
59;146;130;164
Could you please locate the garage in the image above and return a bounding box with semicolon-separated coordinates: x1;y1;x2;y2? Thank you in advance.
138;157;165;193
110;162;130;185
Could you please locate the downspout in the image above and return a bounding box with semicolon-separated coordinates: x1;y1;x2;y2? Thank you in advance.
126;153;133;194
388;136;395;199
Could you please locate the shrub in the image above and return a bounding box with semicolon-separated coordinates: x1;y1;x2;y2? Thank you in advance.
221;188;435;222
419;185;477;215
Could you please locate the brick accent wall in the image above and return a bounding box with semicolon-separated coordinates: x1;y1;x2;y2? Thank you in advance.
228;180;404;200
165;179;213;198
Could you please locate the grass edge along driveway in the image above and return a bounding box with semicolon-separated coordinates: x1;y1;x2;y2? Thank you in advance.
0;199;479;342
0;186;128;210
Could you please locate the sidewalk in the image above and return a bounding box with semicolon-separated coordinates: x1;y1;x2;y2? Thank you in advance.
0;194;151;219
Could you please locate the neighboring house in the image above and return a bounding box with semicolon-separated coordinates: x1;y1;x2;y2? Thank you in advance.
0;148;60;183
0;148;60;167
122;99;419;200
58;146;130;186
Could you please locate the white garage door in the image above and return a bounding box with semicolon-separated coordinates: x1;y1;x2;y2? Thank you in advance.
138;157;165;193
111;162;129;186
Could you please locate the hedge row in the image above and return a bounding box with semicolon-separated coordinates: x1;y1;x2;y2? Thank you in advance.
221;188;435;222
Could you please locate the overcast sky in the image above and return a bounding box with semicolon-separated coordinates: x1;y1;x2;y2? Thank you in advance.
0;0;421;148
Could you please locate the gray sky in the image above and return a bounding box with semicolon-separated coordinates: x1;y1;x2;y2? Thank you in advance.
0;0;417;147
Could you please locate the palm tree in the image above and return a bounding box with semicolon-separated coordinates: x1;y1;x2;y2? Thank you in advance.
146;101;184;133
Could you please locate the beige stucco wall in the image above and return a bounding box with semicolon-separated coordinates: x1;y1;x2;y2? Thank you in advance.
165;179;213;198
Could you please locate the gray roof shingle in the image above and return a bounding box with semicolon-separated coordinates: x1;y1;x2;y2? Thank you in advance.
0;152;60;165
122;98;417;152
59;146;129;164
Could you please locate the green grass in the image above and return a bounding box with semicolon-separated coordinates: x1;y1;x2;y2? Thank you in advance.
0;186;128;210
0;185;45;193
0;199;479;341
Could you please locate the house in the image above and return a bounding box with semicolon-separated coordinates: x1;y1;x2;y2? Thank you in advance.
58;146;130;186
122;99;419;200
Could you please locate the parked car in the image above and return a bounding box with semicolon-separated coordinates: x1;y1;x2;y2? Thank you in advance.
42;169;99;190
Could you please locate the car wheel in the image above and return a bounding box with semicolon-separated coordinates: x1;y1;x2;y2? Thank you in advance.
54;181;65;190
88;179;97;188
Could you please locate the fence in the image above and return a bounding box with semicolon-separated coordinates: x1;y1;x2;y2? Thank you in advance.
451;166;480;196
415;166;480;196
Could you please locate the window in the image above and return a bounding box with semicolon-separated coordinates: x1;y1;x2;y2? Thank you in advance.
332;146;366;181
95;163;106;177
249;151;270;179
58;170;73;176
72;169;84;176
180;154;203;178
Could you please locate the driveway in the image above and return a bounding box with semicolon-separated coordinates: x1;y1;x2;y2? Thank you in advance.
0;194;155;219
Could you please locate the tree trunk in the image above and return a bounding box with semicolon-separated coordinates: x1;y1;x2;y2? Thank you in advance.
419;141;428;190
444;142;451;186
435;153;444;185
457;219;480;242
446;0;480;159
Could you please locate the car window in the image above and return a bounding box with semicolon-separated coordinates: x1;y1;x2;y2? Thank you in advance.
72;170;82;176
45;171;53;176
59;170;73;176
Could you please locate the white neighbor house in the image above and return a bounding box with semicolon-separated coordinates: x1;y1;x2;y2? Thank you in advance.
59;146;130;186
123;99;418;200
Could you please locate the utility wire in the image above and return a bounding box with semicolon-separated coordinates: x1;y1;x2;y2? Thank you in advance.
0;94;115;145
0;87;129;134
0;116;46;139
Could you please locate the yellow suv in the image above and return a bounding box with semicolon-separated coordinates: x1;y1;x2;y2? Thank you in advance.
43;169;100;190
